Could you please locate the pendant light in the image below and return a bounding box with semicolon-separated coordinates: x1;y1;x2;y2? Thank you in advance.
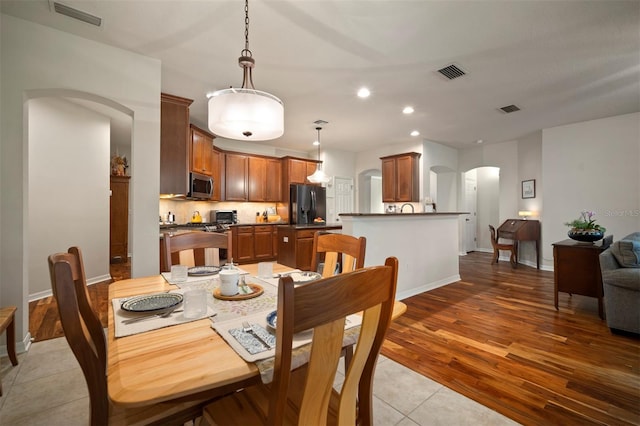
207;0;284;141
307;126;331;184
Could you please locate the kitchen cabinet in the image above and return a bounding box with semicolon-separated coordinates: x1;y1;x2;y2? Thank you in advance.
231;225;277;264
211;146;223;201
380;152;421;202
283;157;320;185
225;153;248;201
190;124;213;176
160;93;192;196
110;176;130;263
277;225;342;270
248;156;282;202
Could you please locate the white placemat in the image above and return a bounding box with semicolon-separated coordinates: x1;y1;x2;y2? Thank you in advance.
112;290;215;338
211;311;362;383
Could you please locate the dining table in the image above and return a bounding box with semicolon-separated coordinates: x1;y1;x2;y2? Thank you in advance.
107;262;407;408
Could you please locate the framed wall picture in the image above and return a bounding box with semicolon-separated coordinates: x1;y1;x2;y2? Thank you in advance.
522;179;536;199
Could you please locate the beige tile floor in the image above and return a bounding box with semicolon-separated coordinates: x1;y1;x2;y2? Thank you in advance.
1;338;519;425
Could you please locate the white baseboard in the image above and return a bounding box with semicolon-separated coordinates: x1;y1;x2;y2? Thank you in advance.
396;274;461;300
0;332;31;357
29;273;111;302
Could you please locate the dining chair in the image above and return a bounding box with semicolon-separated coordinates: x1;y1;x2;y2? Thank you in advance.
309;231;367;368
489;225;517;268
48;247;213;425
202;256;399;426
310;231;367;277
162;231;233;272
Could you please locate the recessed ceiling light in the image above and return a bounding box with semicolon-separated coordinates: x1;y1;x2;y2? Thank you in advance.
476;139;483;144
313;140;320;146
357;87;370;98
410;130;420;137
403;106;414;114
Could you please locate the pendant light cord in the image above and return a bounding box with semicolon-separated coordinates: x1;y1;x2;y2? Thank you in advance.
243;0;250;56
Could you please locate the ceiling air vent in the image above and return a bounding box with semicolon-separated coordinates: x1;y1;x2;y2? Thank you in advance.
499;104;521;113
437;64;466;80
52;1;102;27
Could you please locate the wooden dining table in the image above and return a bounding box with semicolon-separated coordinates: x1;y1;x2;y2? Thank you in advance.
107;262;407;408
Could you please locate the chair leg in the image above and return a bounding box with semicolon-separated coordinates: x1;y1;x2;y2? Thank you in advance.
7;313;18;366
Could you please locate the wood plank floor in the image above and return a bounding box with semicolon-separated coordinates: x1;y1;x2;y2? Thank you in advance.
29;253;639;425
381;251;639;425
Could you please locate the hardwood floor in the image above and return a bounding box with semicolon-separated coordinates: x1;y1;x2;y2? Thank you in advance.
28;253;639;425
381;252;639;425
28;259;129;342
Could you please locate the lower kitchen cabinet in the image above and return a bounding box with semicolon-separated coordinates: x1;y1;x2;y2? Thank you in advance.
276;225;342;270
231;225;277;264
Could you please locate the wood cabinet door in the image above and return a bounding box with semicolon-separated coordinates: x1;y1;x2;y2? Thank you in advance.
160;94;192;195
225;153;248;201
266;159;282;201
381;157;396;202
211;148;222;201
110;176;130;262
296;236;314;271
254;226;273;260
248;156;267;201
288;158;308;184
191;127;212;176
233;227;254;263
395;155;414;201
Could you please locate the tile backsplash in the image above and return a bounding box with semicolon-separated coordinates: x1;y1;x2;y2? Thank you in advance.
160;200;282;224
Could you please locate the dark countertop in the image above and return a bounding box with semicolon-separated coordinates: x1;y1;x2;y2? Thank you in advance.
339;212;469;217
276;223;342;230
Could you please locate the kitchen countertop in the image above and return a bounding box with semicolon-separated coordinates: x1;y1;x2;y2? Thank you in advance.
339;212;469;217
275;223;342;230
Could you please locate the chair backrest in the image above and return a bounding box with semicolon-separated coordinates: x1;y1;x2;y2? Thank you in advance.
162;231;232;272
48;247;108;424
269;256;398;425
489;225;498;246
310;232;366;277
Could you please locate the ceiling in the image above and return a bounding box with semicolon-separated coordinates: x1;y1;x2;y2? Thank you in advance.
3;0;639;153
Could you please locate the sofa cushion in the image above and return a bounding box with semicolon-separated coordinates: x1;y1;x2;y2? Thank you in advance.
612;239;640;268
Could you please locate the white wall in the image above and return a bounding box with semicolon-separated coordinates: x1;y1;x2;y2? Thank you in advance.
28;98;111;297
1;14;161;348
542;112;640;264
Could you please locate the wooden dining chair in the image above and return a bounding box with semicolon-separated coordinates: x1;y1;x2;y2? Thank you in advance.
48;247;213;425
162;231;233;272
489;225;517;268
310;231;367;277
202;256;399;426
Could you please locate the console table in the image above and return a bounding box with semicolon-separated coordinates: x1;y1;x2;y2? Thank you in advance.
552;239;609;319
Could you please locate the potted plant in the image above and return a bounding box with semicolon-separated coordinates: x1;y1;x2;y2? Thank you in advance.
565;210;606;242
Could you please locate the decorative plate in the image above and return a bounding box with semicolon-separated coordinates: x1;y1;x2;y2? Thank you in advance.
213;283;264;301
288;271;322;283
121;293;183;313
188;266;221;276
266;310;277;330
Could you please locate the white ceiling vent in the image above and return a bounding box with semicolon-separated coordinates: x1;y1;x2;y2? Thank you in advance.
437;64;466;80
499;104;521;114
51;1;102;26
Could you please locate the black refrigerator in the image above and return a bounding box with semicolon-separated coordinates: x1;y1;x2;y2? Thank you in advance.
289;184;326;225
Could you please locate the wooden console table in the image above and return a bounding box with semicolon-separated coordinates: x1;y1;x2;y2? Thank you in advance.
552;239;609;319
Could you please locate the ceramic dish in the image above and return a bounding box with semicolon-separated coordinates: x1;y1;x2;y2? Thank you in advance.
288;271;322;283
121;293;183;313
266;310;277;330
213;283;264;301
188;266;221;276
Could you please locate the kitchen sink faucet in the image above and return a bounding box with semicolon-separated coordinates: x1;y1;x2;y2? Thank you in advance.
400;203;414;213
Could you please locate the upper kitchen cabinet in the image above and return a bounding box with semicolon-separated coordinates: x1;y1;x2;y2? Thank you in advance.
225;152;248;201
282;156;321;186
190;124;214;176
211;146;223;201
160;93;193;196
248;156;282;202
381;152;421;202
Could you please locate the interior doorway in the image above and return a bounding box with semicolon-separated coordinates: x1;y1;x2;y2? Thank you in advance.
462;167;500;253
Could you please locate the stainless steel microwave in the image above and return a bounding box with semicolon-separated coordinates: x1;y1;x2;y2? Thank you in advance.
189;172;213;199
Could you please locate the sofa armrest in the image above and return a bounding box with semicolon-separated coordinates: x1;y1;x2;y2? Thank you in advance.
601;268;640;291
599;249;620;272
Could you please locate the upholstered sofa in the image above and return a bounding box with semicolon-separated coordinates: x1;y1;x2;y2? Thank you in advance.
599;232;640;334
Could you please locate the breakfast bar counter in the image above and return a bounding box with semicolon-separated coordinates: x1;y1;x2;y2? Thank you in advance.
340;212;468;299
